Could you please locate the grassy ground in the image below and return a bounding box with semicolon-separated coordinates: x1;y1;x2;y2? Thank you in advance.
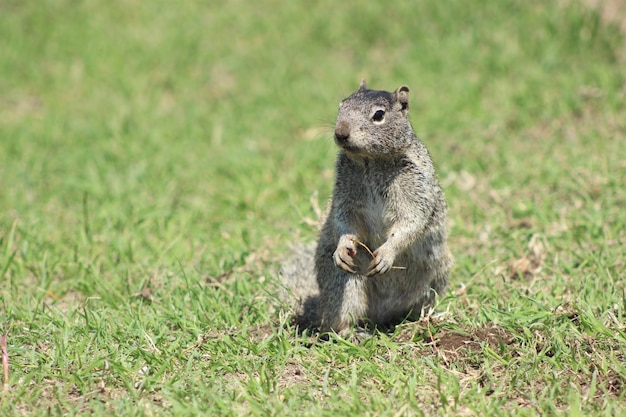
1;0;625;415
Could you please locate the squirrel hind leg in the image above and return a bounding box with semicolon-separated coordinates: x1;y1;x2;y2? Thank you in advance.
318;274;369;333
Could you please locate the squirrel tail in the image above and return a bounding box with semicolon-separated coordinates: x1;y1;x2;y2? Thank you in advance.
278;242;320;328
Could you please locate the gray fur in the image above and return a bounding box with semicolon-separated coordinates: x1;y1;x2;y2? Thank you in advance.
281;82;453;333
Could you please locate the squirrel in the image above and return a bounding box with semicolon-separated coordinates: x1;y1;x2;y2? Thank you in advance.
280;81;453;334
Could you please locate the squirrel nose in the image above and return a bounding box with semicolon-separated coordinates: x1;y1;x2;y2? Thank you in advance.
334;121;351;144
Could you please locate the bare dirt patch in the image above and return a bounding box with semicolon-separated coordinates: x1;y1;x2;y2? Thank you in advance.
394;318;516;351
582;0;626;34
277;361;309;388
435;326;516;353
247;323;275;341
497;234;546;281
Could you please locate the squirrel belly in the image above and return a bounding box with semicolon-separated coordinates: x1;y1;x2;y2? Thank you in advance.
280;81;453;333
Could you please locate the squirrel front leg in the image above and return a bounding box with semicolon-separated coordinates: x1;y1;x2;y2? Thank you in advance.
331;208;363;274
333;233;359;273
367;211;429;276
367;241;397;276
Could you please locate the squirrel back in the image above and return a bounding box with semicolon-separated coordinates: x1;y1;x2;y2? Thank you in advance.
281;81;452;333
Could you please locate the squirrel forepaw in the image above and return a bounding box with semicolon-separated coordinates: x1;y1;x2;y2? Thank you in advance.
367;246;396;276
333;235;358;273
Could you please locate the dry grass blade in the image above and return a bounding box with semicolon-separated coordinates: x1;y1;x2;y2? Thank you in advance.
2;333;8;390
349;237;407;270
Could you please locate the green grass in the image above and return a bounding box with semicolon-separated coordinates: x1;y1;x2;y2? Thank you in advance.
1;0;625;415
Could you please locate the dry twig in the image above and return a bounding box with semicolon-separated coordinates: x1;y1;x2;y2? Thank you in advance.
349;238;407;270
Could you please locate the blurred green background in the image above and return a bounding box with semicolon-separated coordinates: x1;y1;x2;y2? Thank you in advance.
1;0;625;415
2;0;622;275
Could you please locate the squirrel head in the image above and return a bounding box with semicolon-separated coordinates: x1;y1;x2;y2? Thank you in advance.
334;82;413;158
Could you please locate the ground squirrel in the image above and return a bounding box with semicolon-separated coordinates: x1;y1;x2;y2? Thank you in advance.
280;81;453;333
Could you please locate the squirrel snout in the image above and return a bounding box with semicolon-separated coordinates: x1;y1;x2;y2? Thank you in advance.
334;121;351;144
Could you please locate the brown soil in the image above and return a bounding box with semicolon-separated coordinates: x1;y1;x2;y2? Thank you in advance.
582;0;626;34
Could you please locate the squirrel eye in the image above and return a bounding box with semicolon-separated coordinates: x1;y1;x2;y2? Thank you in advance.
372;109;385;123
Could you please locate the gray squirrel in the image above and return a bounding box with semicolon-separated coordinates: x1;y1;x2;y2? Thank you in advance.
280;81;453;333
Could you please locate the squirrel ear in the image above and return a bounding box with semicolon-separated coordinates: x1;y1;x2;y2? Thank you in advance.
394;85;410;111
358;79;367;91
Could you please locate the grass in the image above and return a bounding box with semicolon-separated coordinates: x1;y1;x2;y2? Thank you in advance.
1;0;625;415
